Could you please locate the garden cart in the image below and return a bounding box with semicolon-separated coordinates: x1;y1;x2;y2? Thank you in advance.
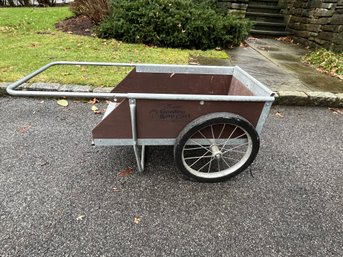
7;62;275;182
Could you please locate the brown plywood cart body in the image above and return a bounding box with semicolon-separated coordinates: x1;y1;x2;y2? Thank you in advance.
7;62;275;182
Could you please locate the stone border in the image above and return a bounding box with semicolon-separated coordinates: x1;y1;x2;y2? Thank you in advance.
1;82;342;107
274;90;343;107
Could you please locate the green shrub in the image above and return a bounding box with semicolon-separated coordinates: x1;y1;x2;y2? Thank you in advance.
70;0;109;24
97;0;252;50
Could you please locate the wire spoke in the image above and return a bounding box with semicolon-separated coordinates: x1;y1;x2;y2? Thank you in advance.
211;125;215;140
188;149;212;168
217;159;221;172
220;126;237;151
222;142;249;155
218;124;226;139
189;139;210;151
197;130;213;145
207;157;214;173
184;146;209;151
220;147;246;154
221;156;231;168
222;155;240;162
198;157;214;172
184;155;212;160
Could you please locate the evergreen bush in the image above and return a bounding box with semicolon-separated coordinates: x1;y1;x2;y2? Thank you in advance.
97;0;252;50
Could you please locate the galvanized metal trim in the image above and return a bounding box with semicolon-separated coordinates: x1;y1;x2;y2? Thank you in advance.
255;100;273;135
233;66;275;97
136;65;234;75
93;138;175;146
129;98;144;172
119;93;274;102
92;138;248;146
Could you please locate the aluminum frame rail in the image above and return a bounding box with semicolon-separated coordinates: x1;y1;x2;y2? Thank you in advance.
6;61;274;102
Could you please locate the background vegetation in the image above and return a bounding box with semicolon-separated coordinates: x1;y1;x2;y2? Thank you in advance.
70;0;109;24
304;49;343;79
70;0;252;50
0;7;227;87
0;0;56;6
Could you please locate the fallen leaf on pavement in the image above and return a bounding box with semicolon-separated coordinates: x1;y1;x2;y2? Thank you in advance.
91;105;102;114
134;216;141;224
76;215;85;221
275;111;284;118
57;99;69;107
88;98;99;105
118;167;134;177
18;126;31;134
328;107;343;115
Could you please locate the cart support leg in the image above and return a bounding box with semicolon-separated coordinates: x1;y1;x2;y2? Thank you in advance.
129;99;145;172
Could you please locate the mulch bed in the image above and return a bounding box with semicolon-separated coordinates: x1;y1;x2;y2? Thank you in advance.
55;15;95;36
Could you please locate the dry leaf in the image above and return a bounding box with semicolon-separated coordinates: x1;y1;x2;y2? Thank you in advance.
76;215;85;221
18;126;31;134
57;99;69;107
134;216;141;224
88;98;99;105
275;111;284;118
118;167;134;177
328;107;343;115
91;105;102;114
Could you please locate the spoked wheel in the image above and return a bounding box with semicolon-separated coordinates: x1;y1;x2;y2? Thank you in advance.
174;112;260;182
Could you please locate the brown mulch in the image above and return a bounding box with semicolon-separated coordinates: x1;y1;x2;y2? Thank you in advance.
55;15;95;36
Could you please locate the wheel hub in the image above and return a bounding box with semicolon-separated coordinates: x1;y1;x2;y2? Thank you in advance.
210;145;222;159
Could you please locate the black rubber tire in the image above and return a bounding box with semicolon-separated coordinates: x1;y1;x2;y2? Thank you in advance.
174;112;260;183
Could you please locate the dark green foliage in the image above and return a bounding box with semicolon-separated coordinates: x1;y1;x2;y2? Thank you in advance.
97;0;252;50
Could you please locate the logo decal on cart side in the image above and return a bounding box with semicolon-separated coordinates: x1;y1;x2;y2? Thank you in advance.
149;105;190;121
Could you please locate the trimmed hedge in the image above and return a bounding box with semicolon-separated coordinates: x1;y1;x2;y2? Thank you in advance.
97;0;252;50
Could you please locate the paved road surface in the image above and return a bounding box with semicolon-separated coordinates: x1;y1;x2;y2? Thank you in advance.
1;97;342;257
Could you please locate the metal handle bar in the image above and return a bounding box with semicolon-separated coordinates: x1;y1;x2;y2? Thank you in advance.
6;61;274;102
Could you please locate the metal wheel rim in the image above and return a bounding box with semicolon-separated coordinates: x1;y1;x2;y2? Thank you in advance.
181;123;253;179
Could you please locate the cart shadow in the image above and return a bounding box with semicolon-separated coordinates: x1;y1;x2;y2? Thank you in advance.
89;145;176;177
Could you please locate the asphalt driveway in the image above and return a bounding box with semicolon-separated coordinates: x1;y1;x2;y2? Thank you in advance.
0;97;342;257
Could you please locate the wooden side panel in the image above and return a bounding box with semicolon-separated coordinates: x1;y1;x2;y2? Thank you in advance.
92;100;265;139
228;76;255;96
92;99;132;139
112;69;232;95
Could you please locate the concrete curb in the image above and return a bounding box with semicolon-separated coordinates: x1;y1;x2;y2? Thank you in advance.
1;82;343;107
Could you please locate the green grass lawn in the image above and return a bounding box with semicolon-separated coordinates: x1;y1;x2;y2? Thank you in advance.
0;7;228;87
